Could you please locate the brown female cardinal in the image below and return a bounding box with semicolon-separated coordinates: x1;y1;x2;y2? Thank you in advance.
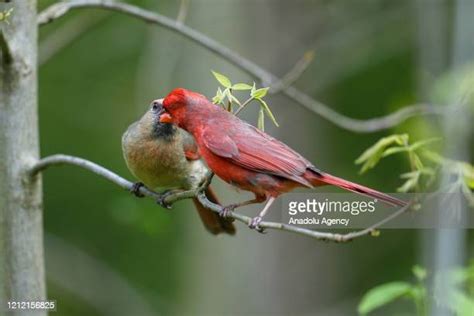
122;100;235;235
158;88;407;229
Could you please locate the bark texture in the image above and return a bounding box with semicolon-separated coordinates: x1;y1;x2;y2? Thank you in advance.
0;1;46;315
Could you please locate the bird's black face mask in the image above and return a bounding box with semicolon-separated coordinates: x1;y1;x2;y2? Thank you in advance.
150;99;176;140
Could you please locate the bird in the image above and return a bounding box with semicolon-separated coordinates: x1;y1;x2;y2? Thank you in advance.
122;100;235;235
157;88;408;230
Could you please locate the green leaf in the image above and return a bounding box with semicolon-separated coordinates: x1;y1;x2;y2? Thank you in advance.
211;71;232;88
408;284;426;303
358;282;412;315
422;152;474;190
422;150;445;165
412;265;427;281
356;135;409;165
400;170;420;179
461;162;474;189
251;82;257;95
450;267;472;284
409;137;441;151
466;177;474;190
224;88;241;106
381;146;408;157
355;134;409;174
461;182;474;207
450;291;474;316
370;230;380;237
232;83;253;90
358;155;383;174
419;167;436;176
413;153;424;170
212;87;225;105
251;87;269;99
397;172;420;192
257;99;279;127
257;108;265;131
466;178;474;189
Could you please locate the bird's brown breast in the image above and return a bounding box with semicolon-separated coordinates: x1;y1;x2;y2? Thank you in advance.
122;124;193;189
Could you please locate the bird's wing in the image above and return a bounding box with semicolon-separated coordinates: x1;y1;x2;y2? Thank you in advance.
202;124;313;187
180;129;201;161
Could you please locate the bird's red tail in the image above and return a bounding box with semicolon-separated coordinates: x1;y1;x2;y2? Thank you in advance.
309;171;407;207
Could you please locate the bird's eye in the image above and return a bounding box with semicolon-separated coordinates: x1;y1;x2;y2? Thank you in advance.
151;102;160;112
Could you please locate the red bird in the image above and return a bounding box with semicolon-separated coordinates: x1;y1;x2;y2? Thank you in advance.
158;88;407;229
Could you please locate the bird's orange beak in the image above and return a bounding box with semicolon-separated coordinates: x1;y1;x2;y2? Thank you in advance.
159;112;173;123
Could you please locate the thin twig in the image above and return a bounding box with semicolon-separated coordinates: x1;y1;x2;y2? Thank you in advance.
233;96;254;116
270;50;315;93
339;202;413;241
37;0;446;133
29;154;412;242
176;0;189;25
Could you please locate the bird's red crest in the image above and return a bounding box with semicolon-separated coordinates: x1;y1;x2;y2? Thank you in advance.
163;88;207;110
161;88;212;126
163;88;187;110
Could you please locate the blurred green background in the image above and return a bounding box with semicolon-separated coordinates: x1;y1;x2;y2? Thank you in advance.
37;0;473;315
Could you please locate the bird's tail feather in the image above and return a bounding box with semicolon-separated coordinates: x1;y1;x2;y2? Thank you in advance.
309;171;407;207
192;187;236;235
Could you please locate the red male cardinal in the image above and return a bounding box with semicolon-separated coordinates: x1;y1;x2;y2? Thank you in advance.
122;101;235;235
158;88;407;229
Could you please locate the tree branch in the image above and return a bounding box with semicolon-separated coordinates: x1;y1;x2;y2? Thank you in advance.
37;0;446;133
29;154;162;199
29;154;412;242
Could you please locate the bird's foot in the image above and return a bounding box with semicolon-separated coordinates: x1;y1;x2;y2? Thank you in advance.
130;182;145;198
156;190;175;209
248;216;266;234
219;204;236;221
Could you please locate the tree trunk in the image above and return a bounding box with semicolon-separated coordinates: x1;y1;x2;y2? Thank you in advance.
0;1;46;315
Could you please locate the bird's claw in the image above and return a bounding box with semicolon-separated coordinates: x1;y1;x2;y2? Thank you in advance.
156;191;174;209
219;204;236;220
130;182;145;198
248;216;266;233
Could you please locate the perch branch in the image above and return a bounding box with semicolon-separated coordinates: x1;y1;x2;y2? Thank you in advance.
29;154;161;198
37;0;446;133
29;154;412;242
